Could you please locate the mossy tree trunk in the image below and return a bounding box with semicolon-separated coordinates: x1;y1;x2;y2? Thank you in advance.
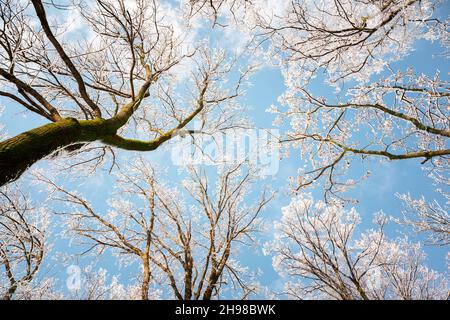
0;118;120;186
0;108;185;186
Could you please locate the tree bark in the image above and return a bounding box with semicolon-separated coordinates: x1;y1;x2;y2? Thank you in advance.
2;283;17;300
0;118;117;186
0;84;199;186
141;257;151;300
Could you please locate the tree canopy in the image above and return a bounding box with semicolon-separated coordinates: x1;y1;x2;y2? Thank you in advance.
0;0;448;300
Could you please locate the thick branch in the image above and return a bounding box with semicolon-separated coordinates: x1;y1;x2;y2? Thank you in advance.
0;91;205;185
31;0;101;118
300;89;450;138
0;118;115;186
0;68;62;121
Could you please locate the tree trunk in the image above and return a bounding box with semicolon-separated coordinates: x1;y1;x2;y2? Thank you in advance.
141;257;151;300
202;271;219;300
2;283;17;300
0;118;117;186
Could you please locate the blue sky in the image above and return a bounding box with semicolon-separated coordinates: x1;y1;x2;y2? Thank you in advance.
0;3;449;299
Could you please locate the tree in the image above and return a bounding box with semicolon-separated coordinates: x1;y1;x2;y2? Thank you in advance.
276;70;450;199
1;0;448;301
397;164;450;246
38;160;272;300
0;184;48;300
187;0;251;26
0;0;248;186
266;193;449;300
237;0;450;198
250;0;446;81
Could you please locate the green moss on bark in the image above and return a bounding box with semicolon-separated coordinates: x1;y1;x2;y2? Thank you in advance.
0;118;117;186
